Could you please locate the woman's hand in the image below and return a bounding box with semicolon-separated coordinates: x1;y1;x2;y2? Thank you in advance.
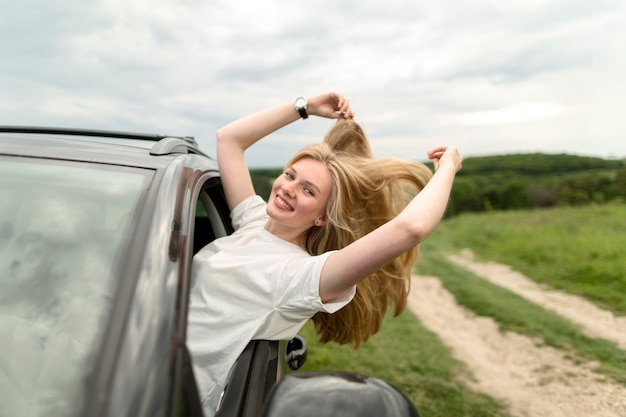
427;146;463;173
308;92;355;119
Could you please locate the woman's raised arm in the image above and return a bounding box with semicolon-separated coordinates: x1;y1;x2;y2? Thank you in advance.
216;93;353;211
319;145;463;302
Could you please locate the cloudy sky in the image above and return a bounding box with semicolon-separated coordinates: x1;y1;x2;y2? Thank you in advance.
2;0;625;167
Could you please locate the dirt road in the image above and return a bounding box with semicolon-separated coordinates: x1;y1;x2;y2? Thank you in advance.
407;251;626;417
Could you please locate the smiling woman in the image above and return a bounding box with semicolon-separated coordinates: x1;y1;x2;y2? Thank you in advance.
187;92;462;417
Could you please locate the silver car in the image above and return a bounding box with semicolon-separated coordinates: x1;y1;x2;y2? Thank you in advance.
0;127;419;417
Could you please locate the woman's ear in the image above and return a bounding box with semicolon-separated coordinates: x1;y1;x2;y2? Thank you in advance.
315;217;326;227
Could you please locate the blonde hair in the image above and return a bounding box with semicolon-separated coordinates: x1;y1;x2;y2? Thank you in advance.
285;119;433;348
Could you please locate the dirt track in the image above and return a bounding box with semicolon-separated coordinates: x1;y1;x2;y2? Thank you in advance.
407;251;626;417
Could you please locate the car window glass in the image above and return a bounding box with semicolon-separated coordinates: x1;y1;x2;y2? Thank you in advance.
192;188;229;255
0;157;151;417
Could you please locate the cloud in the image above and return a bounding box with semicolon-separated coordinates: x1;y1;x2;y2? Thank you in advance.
1;0;625;166
441;102;564;126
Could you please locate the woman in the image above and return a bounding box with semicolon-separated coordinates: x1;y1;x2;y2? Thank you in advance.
187;92;463;416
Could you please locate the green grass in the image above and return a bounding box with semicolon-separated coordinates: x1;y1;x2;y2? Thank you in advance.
425;204;626;315
299;204;626;415
298;313;512;417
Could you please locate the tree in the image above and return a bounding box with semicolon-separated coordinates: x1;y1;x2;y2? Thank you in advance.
617;167;626;197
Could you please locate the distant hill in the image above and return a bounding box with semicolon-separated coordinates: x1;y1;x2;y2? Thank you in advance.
442;153;625;214
452;153;623;177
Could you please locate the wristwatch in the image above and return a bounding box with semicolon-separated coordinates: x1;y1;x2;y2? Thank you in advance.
294;96;308;119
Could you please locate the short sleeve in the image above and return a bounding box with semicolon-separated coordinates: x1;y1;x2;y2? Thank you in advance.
230;195;268;231
321;285;357;313
279;251;356;315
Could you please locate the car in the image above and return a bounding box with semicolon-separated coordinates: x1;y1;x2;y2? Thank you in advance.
0;126;420;417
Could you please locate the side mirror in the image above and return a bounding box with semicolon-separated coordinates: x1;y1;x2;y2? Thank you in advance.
261;371;421;417
284;335;307;371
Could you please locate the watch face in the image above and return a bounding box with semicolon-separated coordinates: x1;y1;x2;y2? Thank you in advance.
295;97;307;108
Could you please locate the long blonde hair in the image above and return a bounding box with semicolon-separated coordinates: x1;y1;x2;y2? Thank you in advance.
285;119;433;348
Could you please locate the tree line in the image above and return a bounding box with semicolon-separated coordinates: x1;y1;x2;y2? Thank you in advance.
443;153;625;216
250;153;626;217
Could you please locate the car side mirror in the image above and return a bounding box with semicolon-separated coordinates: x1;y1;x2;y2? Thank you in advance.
284;335;307;371
261;371;421;417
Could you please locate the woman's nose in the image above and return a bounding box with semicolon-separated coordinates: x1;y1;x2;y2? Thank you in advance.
281;183;295;197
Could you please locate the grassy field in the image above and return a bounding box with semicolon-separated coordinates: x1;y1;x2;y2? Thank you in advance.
299;203;626;415
423;204;626;315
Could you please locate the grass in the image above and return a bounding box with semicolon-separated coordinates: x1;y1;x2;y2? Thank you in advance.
299;203;626;415
425;204;626;315
298;312;512;417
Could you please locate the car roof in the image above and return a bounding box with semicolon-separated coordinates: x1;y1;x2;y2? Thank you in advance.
0;126;212;169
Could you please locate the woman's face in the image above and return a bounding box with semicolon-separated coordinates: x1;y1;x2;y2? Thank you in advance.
267;157;332;232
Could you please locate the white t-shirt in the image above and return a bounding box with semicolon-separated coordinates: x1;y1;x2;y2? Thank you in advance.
187;195;355;416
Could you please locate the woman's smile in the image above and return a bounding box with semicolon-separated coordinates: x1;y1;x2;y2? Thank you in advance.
275;195;294;211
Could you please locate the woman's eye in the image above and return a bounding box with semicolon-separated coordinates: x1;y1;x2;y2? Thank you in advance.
285;172;294;180
303;187;313;196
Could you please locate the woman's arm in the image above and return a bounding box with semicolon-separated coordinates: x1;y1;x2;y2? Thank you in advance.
318;145;463;302
216;93;353;211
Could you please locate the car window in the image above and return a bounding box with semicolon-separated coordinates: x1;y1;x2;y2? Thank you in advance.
193;188;229;255
0;156;152;417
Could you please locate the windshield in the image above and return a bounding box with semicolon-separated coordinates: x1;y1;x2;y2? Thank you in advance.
0;157;152;417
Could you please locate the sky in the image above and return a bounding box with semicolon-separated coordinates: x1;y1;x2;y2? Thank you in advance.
2;0;625;167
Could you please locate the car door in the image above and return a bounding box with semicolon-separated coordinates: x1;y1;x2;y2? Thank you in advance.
169;171;279;417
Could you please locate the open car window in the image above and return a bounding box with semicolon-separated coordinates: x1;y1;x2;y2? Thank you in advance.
193;181;232;255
